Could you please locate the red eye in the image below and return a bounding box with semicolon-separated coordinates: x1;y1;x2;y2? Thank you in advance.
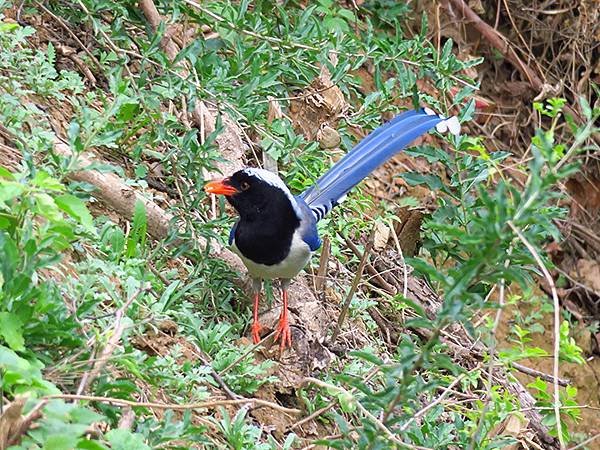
241;181;250;191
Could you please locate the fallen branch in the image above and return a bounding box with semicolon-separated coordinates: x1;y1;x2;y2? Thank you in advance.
53;136;172;240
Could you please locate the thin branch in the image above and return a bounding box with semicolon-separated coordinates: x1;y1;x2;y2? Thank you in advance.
444;0;583;122
512;362;570;387
303;377;431;450
567;433;600;450
76;284;151;395
388;219;408;299
343;236;396;294
330;229;375;343
508;221;564;450
43;394;301;416
399;371;470;432
290;366;380;431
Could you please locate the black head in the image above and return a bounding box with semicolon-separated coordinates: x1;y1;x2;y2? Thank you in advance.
205;168;300;222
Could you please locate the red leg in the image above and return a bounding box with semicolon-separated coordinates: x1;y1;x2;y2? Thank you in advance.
273;288;292;350
251;292;263;344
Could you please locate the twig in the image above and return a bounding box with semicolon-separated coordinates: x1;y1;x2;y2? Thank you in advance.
189;343;239;400
76;284;151;395
512;362;570;387
444;0;584;123
34;1;103;72
399;371;470;432
303;377;431;450
388;219;408;299
330;229;375;343
43;394;301;415
343;236;396;294
446;0;543;89
567;432;600;450
508;221;564;450
290;366;381;431
217;330;277;375
314;236;330;293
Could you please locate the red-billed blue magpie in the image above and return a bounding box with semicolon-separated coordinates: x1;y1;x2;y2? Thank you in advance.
205;108;459;349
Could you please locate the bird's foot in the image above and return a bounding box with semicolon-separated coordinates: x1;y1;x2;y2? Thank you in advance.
273;311;292;350
251;320;263;344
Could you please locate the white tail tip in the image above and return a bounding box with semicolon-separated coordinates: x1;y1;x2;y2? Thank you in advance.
436;116;460;136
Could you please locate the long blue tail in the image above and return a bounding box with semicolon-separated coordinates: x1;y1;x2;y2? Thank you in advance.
300;108;457;221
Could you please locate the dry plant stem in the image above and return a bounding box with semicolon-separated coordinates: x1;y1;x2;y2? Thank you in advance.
567;432;600;450
446;0;543;88
469;252;510;450
43;394;301;416
76;284;151;395
399;371;471;432
343;236;395;294
330;230;375;343
217;331;277;376
388;219;408;299
314;236;330;293
290;365;381;431
444;0;585;122
190;344;239;400
512;362;570;387
303;377;430;450
508;221;564;450
34;1;103;72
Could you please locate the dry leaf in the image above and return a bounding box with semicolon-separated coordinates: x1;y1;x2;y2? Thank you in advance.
374;221;390;251
576;259;600;292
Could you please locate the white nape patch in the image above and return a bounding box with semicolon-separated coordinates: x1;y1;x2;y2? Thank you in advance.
436;116;461;136
242;167;302;218
424;107;437;116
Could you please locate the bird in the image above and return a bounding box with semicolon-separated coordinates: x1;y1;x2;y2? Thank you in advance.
204;107;459;350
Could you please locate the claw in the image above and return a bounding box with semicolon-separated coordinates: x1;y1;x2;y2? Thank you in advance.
251;320;263;344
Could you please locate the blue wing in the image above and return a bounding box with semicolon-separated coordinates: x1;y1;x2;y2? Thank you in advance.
295;196;321;251
228;220;238;245
301;108;451;221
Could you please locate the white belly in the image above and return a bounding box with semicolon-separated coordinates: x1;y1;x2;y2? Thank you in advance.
231;231;312;280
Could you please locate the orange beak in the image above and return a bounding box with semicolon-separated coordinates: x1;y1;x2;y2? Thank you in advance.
204;178;239;196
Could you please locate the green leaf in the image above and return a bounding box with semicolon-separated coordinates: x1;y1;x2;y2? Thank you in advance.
33;171;64;191
44;434;79;450
0;181;25;205
55;194;94;232
0;312;25;351
401;172;444;191
0;166;15;179
77;440;110;450
106;429;151;450
337;391;357;413
0;22;20;32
